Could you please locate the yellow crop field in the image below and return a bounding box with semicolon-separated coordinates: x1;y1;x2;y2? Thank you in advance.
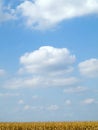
0;122;98;130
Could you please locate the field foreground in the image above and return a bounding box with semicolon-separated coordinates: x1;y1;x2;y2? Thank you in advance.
0;122;98;130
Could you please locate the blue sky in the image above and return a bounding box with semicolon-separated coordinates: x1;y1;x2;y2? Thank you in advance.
0;0;98;122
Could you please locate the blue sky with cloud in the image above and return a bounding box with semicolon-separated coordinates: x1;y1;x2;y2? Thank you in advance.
0;0;98;122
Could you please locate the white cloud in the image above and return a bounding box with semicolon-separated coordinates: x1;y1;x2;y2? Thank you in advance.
23;105;44;111
18;99;24;104
0;69;6;76
0;0;16;23
65;100;72;105
4;76;78;89
24;105;30;110
3;46;78;89
0;93;20;97
1;0;98;29
48;77;78;87
82;98;96;105
16;0;98;30
3;77;41;89
64;86;88;93
23;104;59;111
32;95;39;100
78;58;98;78
31;106;44;111
19;46;75;75
47;105;59;111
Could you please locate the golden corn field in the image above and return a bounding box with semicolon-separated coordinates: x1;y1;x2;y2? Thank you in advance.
0;122;98;130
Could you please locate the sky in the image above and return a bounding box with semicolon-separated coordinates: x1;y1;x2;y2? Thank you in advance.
0;0;98;122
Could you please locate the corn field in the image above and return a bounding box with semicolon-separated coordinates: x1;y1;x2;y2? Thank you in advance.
0;122;98;130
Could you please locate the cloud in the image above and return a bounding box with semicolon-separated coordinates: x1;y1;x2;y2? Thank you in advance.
24;105;30;110
1;0;98;29
19;46;75;75
23;105;44;111
3;46;78;89
82;98;96;105
0;93;20;97
78;58;98;78
31;106;44;111
32;95;39;100
4;76;78;89
46;105;59;111
65;100;72;105
18;99;24;104
0;69;6;76
23;104;59;111
3;77;41;89
5;77;42;89
64;86;88;93
0;0;16;23
16;0;98;30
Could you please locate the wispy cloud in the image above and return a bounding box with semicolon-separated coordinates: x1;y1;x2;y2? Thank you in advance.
64;86;88;93
0;0;16;23
0;93;20;97
3;75;78;89
82;98;97;105
32;95;39;100
22;104;59;111
24;105;31;110
46;105;59;111
0;69;6;76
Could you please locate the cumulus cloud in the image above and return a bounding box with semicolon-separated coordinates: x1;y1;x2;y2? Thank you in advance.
16;0;98;29
3;46;78;89
1;0;98;29
0;0;16;23
19;46;75;75
78;58;98;78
